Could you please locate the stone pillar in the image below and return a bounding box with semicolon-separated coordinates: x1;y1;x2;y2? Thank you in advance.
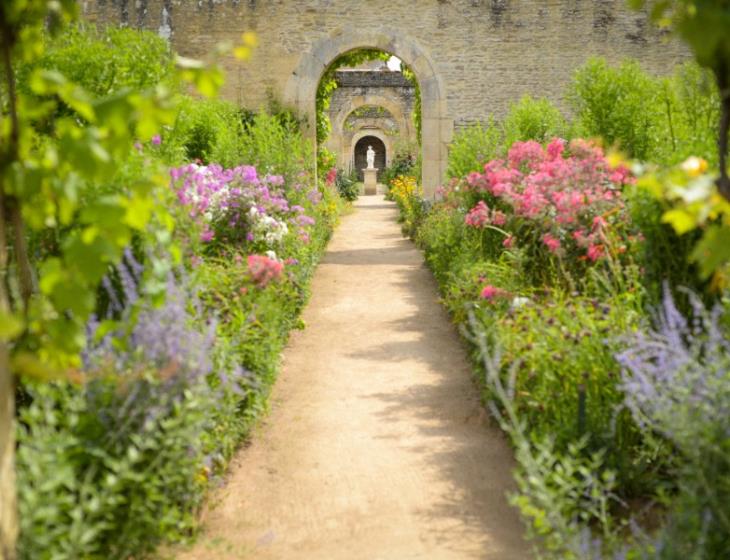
363;168;378;195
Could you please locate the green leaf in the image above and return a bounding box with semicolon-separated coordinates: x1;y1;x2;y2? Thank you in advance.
123;195;155;230
12;352;65;382
0;311;24;340
662;208;697;235
690;225;730;279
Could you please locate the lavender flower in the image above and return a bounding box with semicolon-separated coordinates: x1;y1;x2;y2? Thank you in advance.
616;287;730;445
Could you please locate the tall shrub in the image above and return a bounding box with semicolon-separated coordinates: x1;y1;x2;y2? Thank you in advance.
569;58;660;160
446;119;502;179
502;95;568;148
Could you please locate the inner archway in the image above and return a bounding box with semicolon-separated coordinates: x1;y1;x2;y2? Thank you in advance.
354;136;386;181
283;29;452;199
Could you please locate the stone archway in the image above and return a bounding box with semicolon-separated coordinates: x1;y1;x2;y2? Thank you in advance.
352;134;387;181
283;29;452;200
327;100;413;171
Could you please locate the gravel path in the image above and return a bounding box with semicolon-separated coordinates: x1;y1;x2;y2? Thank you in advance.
176;196;529;560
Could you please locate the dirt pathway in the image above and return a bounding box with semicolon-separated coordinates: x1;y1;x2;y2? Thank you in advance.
177;196;529;560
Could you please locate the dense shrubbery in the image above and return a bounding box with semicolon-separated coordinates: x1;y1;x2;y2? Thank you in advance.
12;22;342;559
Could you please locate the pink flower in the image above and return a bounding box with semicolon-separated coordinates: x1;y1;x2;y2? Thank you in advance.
592;216;607;231
480;284;500;300
151;134;161;146
247;254;284;287
325;167;337;186
508;141;544;170
502;235;515;249
541;233;561;253
546;138;565;160
587;244;605;262
491;210;507;226
200;229;214;242
465;201;490;228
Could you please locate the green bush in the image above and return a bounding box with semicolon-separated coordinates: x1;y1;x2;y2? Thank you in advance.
446;119;502;179
23;24;175;98
502;95;568;148
240;112;312;181
166;97;246;167
569;58;660;160
335;169;360;201
382;142;419;186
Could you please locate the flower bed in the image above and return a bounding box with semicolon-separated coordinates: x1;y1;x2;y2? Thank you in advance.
17;160;342;559
389;136;730;558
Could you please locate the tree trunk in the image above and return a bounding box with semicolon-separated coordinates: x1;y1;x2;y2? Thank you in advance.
0;16;18;558
0;192;17;560
0;343;16;560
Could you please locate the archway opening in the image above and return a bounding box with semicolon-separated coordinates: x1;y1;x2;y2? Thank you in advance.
314;49;421;192
283;31;451;199
354;136;386;181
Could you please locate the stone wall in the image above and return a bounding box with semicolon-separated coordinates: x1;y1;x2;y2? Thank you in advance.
81;0;689;196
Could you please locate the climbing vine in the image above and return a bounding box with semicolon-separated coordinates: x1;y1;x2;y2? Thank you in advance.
402;65;422;143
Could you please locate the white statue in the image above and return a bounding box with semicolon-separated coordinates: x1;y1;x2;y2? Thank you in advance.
366;145;375;169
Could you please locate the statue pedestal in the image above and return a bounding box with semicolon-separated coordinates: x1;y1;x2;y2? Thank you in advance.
363;168;378;195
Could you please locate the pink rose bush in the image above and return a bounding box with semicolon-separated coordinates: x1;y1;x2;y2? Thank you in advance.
458;138;637;274
170;163;320;249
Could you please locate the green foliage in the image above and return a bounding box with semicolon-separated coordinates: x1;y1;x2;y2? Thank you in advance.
630;0;730;201
402;65;422;142
335;169;360;201
3;10;337;560
446;119;502;178
240;112;312;181
382;142;419;186
167;97;247;167
569;58;720;166
25;24;176;98
569;58;660;160
17;378;212;559
502;95;568;148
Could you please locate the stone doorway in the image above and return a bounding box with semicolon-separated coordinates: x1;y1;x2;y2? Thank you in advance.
354;136;386;182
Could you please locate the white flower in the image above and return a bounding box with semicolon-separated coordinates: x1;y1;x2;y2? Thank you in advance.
511;296;530;309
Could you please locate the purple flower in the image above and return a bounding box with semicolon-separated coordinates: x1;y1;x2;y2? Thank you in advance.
241;165;258;183
151;134;161;146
